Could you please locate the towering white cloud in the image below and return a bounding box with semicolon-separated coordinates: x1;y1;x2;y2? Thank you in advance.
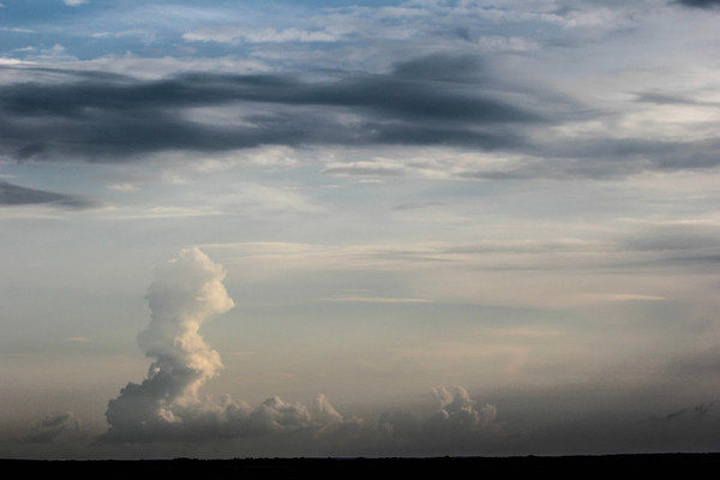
102;248;354;443
104;247;235;441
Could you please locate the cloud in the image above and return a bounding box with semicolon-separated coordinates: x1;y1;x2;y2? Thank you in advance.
183;26;340;45
617;223;720;270
374;386;503;454
101;248;502;452
103;247;235;442
202;238;617;275
0;180;97;209
675;0;720;8
0;56;540;162
102;248;359;443
3;58;714;180
383;53;488;84
4;39;718;180
633;92;716;106
319;294;432;304
201;236;713;310
23;412;81;444
431;385;499;431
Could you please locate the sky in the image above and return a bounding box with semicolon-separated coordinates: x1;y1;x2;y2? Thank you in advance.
1;0;720;460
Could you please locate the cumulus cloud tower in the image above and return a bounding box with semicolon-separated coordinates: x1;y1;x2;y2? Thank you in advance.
104;248;234;439
139;247;234;391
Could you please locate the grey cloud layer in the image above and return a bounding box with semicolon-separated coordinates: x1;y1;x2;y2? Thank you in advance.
2;60;716;179
0;57;539;162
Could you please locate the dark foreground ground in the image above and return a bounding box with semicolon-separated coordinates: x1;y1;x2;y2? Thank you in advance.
3;453;719;478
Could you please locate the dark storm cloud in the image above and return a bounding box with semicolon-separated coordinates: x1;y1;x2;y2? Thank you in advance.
0;57;540;162
0;180;97;209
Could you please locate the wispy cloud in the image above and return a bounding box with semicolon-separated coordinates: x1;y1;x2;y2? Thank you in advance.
318;294;432;304
184;26;341;45
0;180;97;209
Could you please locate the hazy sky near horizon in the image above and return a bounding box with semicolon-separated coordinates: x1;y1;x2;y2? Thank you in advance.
2;0;720;459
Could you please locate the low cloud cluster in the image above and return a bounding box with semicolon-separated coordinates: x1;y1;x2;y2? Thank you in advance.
23;412;81;444
372;386;502;454
101;248;503;454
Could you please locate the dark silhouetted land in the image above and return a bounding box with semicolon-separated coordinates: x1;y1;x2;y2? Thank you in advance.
2;453;719;478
